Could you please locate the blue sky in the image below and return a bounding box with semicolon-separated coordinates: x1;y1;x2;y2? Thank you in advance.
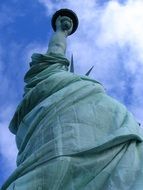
0;0;143;187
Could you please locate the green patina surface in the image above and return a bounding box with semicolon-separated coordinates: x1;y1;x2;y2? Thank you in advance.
2;9;143;190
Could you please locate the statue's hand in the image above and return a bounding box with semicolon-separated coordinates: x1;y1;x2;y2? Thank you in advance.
55;16;73;36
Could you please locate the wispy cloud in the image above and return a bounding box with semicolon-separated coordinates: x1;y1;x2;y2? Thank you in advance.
0;6;14;29
0;2;23;30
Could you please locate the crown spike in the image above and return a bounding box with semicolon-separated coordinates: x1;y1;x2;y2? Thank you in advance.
85;66;94;76
70;54;74;73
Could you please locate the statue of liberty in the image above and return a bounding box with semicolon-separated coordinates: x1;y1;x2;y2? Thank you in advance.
2;9;143;190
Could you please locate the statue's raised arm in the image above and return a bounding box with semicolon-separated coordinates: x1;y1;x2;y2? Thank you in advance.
47;9;78;56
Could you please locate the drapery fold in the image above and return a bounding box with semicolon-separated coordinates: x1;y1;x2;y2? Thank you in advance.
2;53;143;190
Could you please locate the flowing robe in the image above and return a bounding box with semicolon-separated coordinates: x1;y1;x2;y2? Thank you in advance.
2;53;143;190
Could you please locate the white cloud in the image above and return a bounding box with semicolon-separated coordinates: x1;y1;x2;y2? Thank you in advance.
98;0;143;58
38;0;143;123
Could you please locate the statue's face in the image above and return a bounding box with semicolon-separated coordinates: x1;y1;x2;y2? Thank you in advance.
61;16;73;31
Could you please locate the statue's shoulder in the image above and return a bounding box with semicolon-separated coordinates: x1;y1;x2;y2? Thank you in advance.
30;53;69;67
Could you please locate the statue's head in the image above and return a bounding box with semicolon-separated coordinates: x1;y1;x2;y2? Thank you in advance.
52;8;79;35
60;16;73;31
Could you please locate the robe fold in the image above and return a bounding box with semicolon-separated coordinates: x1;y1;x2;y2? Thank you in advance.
2;53;143;190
